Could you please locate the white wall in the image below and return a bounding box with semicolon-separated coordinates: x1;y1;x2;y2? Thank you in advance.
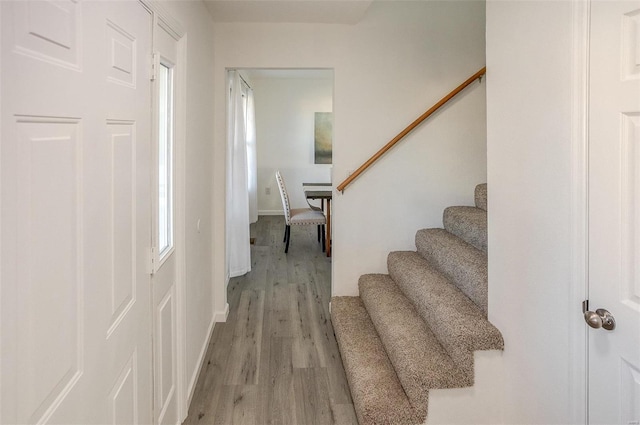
160;0;216;409
486;1;575;423
251;76;333;214
212;1;488;302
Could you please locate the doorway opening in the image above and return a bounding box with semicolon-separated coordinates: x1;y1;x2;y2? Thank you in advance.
225;68;335;280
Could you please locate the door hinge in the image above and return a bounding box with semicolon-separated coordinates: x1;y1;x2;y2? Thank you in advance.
151;52;159;81
150;247;156;275
582;299;589;313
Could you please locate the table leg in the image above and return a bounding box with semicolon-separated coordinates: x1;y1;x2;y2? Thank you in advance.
326;199;331;257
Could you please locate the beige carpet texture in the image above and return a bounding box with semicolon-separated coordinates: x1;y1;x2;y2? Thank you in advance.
331;183;504;425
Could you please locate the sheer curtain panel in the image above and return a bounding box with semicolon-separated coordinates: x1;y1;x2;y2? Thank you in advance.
246;89;258;224
226;71;252;278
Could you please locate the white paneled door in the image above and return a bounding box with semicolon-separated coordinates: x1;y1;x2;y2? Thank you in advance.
151;18;181;425
588;1;640;423
1;1;154;423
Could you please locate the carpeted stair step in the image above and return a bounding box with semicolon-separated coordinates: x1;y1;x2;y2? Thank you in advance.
443;206;487;252
387;251;503;378
415;228;488;315
475;183;487;211
331;296;420;425
359;274;471;416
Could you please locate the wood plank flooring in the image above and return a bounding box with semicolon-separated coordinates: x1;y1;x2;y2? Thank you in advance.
183;216;357;425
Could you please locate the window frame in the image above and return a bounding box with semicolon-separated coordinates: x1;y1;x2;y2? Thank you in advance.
153;54;176;271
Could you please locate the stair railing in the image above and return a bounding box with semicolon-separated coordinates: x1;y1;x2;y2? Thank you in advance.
336;67;486;193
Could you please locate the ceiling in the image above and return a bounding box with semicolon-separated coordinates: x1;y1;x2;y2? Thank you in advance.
203;0;374;24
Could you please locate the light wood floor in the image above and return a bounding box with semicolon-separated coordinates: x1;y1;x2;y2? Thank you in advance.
183;215;357;425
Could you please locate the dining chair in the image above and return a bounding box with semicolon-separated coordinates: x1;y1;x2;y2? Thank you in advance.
275;170;326;253
305;191;324;243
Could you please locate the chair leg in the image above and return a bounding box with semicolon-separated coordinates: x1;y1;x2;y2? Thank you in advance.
317;225;321;242
284;225;291;254
283;224;287;242
321;224;326;252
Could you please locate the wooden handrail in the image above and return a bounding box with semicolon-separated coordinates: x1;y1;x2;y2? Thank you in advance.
336;67;487;193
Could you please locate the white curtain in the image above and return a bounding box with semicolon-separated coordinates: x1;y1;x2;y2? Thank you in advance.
226;71;254;278
246;89;258;224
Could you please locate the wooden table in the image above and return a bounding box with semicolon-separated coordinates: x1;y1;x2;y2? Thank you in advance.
303;182;331;210
304;188;332;257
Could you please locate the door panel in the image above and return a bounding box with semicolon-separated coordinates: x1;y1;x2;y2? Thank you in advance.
12;0;81;71
588;1;640;423
15;115;82;424
107;120;137;335
1;2;153;423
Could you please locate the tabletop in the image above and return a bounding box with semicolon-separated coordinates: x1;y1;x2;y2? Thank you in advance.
305;190;332;199
302;182;332;187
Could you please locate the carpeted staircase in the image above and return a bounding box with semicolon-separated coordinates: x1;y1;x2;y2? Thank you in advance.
331;184;504;425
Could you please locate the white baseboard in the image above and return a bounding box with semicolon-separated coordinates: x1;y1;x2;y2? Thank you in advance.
258;210;284;216
186;315;216;406
214;302;229;323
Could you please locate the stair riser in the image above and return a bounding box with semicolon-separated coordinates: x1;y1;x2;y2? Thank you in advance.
443;207;487;253
475;183;488;211
415;229;488;315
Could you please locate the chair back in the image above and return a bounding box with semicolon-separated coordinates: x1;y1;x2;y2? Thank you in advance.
275;171;292;225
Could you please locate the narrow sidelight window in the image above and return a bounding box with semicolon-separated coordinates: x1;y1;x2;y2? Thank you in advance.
158;62;174;259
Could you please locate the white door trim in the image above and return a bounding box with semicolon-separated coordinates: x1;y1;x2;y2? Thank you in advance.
570;0;589;423
0;5;3;421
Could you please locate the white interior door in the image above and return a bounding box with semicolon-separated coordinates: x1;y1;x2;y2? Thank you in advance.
1;1;153;423
151;18;181;425
588;1;640;423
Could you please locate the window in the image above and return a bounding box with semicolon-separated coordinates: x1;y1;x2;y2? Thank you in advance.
158;62;174;259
